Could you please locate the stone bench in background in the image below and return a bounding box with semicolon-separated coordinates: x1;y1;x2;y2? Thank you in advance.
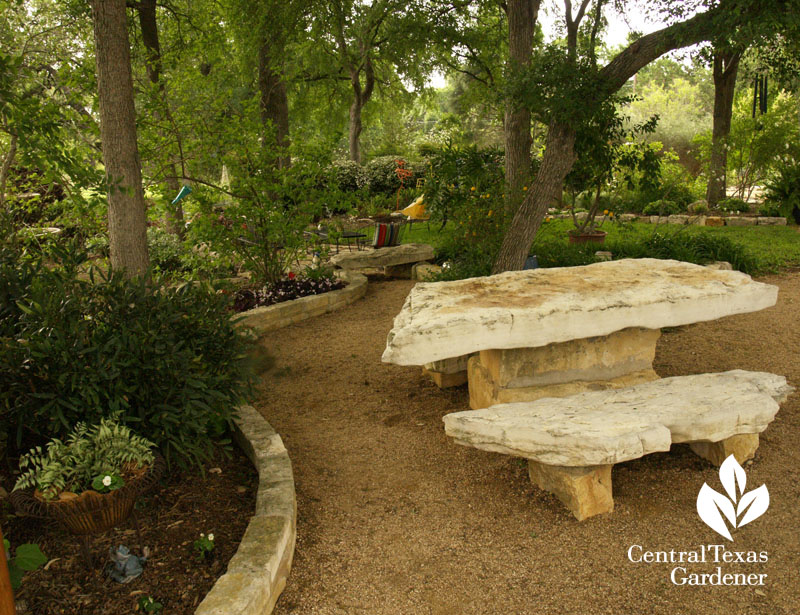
330;243;434;278
443;371;793;521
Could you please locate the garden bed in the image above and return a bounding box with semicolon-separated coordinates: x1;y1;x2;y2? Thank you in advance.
232;275;346;313
234;270;367;333
1;446;257;615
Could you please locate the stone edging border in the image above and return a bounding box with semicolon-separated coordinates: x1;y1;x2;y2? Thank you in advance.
550;213;788;227
195;404;296;615
235;270;368;333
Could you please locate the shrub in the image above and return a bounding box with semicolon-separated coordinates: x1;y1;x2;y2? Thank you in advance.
147;227;186;272
642;199;683;216
717;197;749;214
364;156;414;194
763;161;800;222
610;229;758;273
328;159;368;192
0;243;253;467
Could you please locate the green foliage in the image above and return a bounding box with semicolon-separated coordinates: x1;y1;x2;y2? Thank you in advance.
14;417;155;499
147;227;185;272
0;242;252;467
328;159;368;192
3;538;47;590
193;532;216;560
642;200;683;216
138;596;164;614
717;197;749;214
566;114;661;232
529;222;758;274
695;90;800;200
423;143;507;276
626;76;712;154
364;156;414;195
763;160;800;219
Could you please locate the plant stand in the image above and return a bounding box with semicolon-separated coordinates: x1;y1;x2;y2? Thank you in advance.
10;455;164;568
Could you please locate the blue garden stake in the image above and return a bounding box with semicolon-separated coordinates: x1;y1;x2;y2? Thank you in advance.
171;184;192;206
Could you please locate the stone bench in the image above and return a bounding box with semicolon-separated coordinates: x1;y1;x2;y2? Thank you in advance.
443;370;793;521
330;243;434;277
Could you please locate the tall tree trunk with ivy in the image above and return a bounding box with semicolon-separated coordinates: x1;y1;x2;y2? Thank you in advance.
137;0;184;234
91;0;149;276
504;0;541;214
706;48;742;208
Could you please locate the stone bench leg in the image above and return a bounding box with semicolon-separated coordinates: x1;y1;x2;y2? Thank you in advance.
689;434;759;466
528;461;614;521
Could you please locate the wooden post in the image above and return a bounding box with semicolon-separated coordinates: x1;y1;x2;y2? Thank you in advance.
0;524;16;615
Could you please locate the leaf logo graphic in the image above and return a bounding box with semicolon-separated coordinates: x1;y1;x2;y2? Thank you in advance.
696;455;769;540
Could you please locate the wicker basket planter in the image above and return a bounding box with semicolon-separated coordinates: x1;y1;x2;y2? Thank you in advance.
10;454;165;535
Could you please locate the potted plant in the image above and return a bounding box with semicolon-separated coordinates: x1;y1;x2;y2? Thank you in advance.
565;111;660;244
10;418;163;535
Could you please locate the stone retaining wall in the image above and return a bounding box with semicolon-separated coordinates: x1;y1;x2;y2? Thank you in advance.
195;405;296;615
235;270;367;333
549;213;787;226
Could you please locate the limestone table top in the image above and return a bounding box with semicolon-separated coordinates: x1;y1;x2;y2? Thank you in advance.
382;258;778;366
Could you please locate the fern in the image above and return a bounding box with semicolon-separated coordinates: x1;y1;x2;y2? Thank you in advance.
14;418;155;499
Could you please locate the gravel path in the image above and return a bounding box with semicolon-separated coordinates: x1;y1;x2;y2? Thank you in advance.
255;272;800;615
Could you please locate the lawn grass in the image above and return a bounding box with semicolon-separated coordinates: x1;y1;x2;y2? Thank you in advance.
392;215;800;275
533;219;800;274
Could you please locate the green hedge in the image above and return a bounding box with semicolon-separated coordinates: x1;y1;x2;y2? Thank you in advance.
0;241;253;467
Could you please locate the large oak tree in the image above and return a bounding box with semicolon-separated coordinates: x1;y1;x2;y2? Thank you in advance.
493;0;797;273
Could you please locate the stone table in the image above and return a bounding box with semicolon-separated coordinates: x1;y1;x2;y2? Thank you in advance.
382;259;778;408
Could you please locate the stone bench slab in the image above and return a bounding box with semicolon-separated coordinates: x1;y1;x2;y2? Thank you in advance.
382;259;778;366
443;370;793;467
331;243;434;270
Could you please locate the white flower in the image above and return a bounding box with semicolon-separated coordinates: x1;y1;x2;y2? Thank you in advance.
207;533;215;542
102;475;112;487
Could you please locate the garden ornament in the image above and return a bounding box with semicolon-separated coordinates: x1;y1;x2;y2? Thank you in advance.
171;184;192;206
108;545;147;583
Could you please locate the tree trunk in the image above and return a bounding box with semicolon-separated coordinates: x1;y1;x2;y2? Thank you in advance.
138;0;183;234
493;121;576;273
347;57;374;164
706;49;741;207
258;40;291;170
493;7;727;273
0;132;17;211
348;97;364;164
91;0;149;276
504;0;541;213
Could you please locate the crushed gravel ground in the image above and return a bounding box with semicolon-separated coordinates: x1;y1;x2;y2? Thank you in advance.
255;272;800;615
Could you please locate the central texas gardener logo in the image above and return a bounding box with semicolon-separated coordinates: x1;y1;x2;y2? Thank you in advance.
696;455;769;540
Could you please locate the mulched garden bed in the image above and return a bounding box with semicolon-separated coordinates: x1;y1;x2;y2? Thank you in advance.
1;445;256;615
232;274;345;313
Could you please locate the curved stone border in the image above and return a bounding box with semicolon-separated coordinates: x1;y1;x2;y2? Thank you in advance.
195;405;296;615
235;270;367;333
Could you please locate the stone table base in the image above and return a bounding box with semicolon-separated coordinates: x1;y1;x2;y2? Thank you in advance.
423;355;473;389
468;327;661;409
